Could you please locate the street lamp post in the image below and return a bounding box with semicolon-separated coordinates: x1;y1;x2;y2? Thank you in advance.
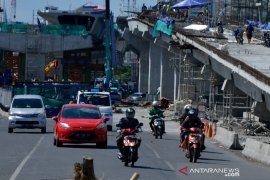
255;2;262;23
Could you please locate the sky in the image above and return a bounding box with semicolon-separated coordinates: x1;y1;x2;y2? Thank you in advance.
2;0;157;24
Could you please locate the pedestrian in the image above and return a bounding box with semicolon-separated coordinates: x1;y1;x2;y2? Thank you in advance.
141;3;147;12
246;23;254;44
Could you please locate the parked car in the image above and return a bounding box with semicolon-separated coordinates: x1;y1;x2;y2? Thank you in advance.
52;104;109;148
8;94;47;133
127;92;146;103
76;90;113;131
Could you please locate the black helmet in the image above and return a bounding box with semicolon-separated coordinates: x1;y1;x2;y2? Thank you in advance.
188;108;198;120
126;108;135;118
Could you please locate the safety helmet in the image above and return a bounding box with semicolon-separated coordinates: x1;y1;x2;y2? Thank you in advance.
188;108;198;120
152;101;159;107
126;108;135;118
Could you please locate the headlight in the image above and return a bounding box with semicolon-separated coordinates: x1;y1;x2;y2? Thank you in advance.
96;123;106;129
38;112;46;117
9;112;15;116
60;122;70;129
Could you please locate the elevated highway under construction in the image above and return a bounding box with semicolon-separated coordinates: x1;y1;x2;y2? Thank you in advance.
115;15;270;131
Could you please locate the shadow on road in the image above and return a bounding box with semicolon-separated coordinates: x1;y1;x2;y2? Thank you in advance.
131;165;174;172
60;144;118;149
203;150;224;154
199;157;230;162
13;131;53;134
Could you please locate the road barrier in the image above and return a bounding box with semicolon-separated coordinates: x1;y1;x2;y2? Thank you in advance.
242;138;270;165
214;126;243;150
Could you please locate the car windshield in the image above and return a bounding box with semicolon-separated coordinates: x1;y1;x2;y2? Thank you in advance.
12;98;43;108
79;94;110;106
62;107;101;119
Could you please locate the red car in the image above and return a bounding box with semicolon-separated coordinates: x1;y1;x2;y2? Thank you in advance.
52;104;109;148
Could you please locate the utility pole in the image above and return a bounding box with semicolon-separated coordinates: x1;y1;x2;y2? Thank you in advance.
104;0;112;88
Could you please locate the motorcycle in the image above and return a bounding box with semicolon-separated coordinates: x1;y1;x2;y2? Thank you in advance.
264;32;270;47
186;127;203;163
116;123;143;167
150;113;165;139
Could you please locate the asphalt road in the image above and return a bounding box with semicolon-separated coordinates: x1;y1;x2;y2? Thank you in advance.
0;107;270;180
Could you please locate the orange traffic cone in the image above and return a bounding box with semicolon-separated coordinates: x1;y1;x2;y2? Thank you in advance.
211;122;217;138
207;122;213;138
204;122;209;137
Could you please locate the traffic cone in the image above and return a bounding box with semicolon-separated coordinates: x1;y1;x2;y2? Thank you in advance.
204;122;209;138
207;122;213;138
211;122;217;138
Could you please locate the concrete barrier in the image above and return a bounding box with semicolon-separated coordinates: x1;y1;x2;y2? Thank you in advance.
242;138;270;165
214;126;243;150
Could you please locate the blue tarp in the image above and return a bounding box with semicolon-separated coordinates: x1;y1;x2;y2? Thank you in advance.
172;0;208;9
263;22;270;30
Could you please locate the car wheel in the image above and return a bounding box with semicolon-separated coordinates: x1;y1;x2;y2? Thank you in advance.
41;127;46;133
8;128;13;133
55;138;63;147
97;140;107;149
107;125;112;131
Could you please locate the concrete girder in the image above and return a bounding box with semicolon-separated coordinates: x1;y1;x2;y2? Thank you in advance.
168;45;180;55
127;17;149;33
232;73;262;102
176;32;270;97
192;49;210;65
0;32;93;53
210;57;232;80
122;28;148;53
262;92;270;112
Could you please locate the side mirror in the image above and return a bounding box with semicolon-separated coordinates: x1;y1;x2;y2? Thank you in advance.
103;116;110;122
45;105;51;109
139;122;143;126
52;116;58;122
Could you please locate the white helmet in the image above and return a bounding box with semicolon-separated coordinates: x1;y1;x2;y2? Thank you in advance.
152;101;159;107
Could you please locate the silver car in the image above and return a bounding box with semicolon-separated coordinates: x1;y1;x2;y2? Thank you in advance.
8;95;47;133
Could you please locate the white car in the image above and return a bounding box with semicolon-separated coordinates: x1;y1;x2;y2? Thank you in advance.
76;90;113;131
8;95;47;133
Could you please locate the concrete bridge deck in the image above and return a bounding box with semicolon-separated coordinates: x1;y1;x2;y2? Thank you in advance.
118;16;270;122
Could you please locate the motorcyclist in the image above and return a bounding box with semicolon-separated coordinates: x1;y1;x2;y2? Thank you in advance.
180;99;193;123
180;108;205;155
148;101;165;133
116;108;140;158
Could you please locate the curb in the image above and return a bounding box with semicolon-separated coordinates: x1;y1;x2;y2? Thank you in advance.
214;126;243;150
242;138;270;165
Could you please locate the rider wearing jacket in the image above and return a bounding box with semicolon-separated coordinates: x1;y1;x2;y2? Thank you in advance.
180;108;205;151
116;108;140;157
148;101;165;133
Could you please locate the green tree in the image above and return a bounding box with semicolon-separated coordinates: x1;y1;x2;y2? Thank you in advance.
113;64;131;83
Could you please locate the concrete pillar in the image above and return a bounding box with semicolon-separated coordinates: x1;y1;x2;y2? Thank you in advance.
148;42;161;95
160;49;174;101
138;46;149;93
25;53;46;81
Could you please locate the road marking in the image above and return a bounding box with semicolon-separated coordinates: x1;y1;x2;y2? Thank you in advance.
9;135;45;180
164;160;175;171
145;143;161;159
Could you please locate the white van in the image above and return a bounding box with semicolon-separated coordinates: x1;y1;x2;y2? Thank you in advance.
8;95;47;133
76;90;113;131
